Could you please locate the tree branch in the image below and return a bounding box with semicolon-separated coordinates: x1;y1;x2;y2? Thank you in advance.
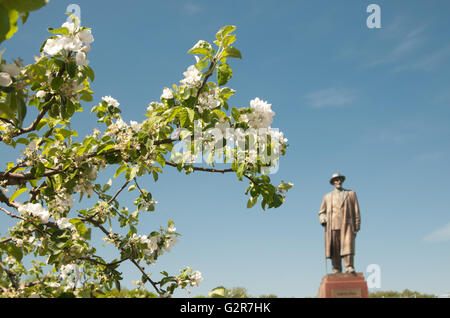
0;260;19;290
164;160;233;173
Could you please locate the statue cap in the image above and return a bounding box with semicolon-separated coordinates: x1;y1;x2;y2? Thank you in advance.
330;173;345;185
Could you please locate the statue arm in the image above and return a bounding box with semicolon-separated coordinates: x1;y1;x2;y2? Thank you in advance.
352;191;361;232
318;195;327;225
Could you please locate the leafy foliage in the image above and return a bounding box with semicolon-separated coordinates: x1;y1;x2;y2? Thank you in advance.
369;289;437;298
0;13;292;298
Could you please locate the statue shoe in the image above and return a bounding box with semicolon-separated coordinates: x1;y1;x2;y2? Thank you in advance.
332;268;342;274
345;266;355;274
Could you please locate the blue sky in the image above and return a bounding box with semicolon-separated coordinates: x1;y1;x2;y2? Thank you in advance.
1;0;450;297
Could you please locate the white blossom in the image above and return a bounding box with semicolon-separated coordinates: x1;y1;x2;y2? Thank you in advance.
198;91;220;113
147;102;163;112
269;128;288;144
241;98;275;129
189;270;203;287
161;87;174;100
78;29;94;44
163;236;179;252
43;20;93;58
43;37;64;55
47;191;73;215
36;90;47;99
17;203;50;224
115;118;128;130
1;64;20;77
56;218;75;231
180;65;202;86
75;51;89;66
59;264;80;289
102;95;120;108
167;224;176;233
0;72;12;87
88;166;98;180
62;21;79;34
130;120;140;132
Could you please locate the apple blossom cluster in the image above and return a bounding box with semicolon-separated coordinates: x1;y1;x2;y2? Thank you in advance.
59;264;80;290
43;19;94;66
240;98;275;129
0;50;21;87
47;191;74;215
128;223;179;265
180;65;202;87
17;202;50;224
56;217;75;231
102;95;120;108
189;270;204;287
197;90;221;113
161;88;174;100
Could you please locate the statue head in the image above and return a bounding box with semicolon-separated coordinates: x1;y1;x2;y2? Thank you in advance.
330;173;345;189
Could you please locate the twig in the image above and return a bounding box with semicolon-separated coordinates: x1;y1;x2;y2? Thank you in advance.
0;260;19;290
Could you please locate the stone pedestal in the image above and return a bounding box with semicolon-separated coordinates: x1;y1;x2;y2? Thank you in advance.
318;273;368;298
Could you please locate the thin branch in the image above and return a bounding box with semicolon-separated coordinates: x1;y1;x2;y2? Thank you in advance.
0;206;24;221
0;260;19;290
107;180;130;205
82;217;163;296
164;160;233;173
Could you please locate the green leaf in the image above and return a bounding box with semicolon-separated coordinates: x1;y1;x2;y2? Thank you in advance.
6;243;23;261
223;46;242;59
80;92;93;102
0;5;10;43
67;61;77;78
4;8;18;41
273;193;283;208
51;77;64;91
16;91;26;127
48;26;69;35
188;40;213;57
114;165;127;178
179;109;189;127
195;57;209;71
33;161;45;178
125;166;137;181
97;143;115;154
219;87;236;100
217;63;232;86
216;25;236;41
69;219;87;237
186;108;195;122
236;163;245;180
208;286;227;298
9;187;28;202
278;181;294;192
231;107;240;121
84;65;95;82
2;0;48;12
212;109;227;119
247;196;257;208
222;34;236;48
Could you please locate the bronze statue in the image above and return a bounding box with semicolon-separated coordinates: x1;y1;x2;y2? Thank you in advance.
318;173;360;274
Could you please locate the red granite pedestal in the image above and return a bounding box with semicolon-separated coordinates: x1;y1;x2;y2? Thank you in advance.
318;273;368;298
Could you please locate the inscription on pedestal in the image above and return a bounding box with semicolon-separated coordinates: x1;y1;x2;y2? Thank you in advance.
318;273;369;298
331;288;362;298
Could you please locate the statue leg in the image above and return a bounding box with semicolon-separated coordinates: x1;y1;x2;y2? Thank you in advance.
343;254;355;273
331;230;342;273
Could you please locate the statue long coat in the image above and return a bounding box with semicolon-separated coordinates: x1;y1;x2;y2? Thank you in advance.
318;189;361;258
